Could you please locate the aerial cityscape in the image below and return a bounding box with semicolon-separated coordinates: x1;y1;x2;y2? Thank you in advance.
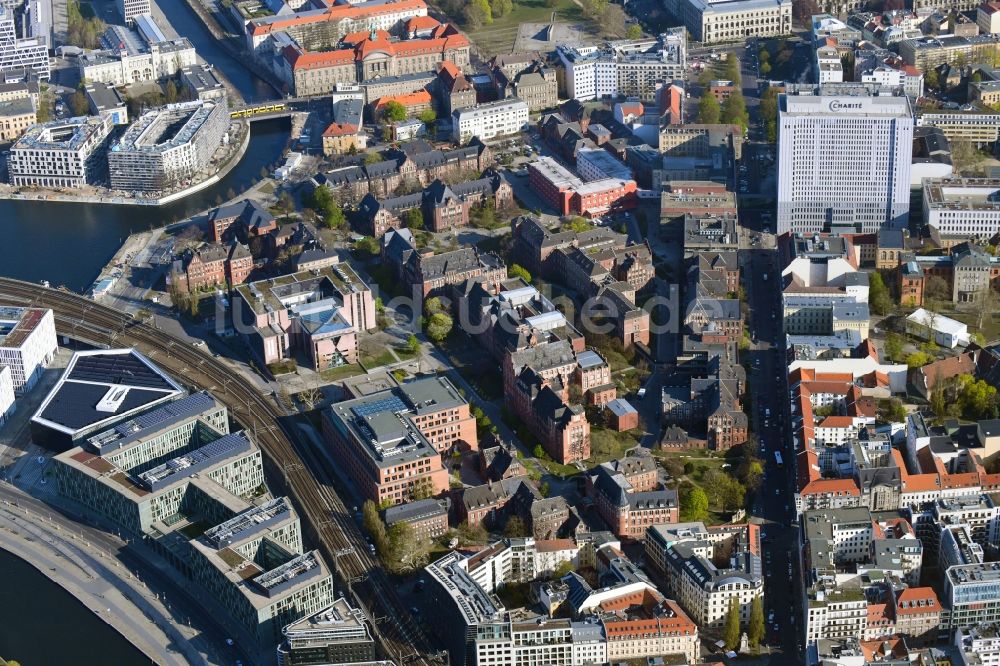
8;0;1000;664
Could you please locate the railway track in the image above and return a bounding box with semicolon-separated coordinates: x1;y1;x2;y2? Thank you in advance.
0;278;439;665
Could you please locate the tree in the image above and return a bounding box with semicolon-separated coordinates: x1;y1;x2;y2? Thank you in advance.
759;86;779;143
721;89;749;131
386;521;430;573
299;387;322;410
278;190;295;217
725;56;741;86
880;397;908;423
760;61;772;76
564;216;590;232
748;594;765;648
961;378;998;418
407;334;420;354
885;332;904;362
791;0;819;24
925;275;950;303
680;486;710;521
424;296;445;316
626;24;642;39
924;67;940;92
697;94;721;124
426;312;453;341
553;560;574;579
67;90;88;117
417;107;437;125
464;0;492;28
364;151;384;165
907;351;931;368
382;101;407;123
403;208;424;230
490;0;513;18
457;520;488;545
582;0;608;18
322;201;345;229
868;271;893;315
165;80;178;104
723;597;741;651
362;500;388;554
509;263;532;283
505;515;530;537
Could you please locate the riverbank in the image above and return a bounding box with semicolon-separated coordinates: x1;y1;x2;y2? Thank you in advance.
0;120;252;208
175;0;286;96
0;500;189;665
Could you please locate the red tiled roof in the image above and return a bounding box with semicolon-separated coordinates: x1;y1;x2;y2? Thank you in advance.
374;90;432;110
895;587;942;615
249;0;428;37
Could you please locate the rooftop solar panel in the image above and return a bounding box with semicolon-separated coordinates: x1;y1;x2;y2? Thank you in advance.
351;395;407;419
68;354;173;390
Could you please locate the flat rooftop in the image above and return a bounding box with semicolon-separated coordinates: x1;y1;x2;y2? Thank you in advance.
326;376;464;468
234;264;367;316
0;306;47;349
32;349;185;437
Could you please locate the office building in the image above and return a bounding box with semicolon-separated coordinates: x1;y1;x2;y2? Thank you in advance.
557;30;686;101
321;376;474;504
451;98;528;144
947;563;1000;628
233;264;376;371
528;156;637;217
117;0;151;25
108;99;230;193
671;0;791;44
0;306;56;394
30;348;186;450
923;178;1000;239
277;597;377;666
777;87;913;235
7;114;114;188
0;6;49;80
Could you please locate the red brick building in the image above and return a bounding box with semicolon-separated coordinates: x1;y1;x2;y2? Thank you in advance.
169;242;254;293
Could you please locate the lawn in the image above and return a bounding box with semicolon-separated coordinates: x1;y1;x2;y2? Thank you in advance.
361;348;397;368
320;364;364;382
464;0;586;56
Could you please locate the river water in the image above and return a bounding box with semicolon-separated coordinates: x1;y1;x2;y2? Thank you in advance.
0;2;284;659
0;548;152;664
0;0;282;293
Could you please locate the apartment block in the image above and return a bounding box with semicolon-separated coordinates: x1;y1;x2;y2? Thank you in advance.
8;115;114;188
646;522;763;630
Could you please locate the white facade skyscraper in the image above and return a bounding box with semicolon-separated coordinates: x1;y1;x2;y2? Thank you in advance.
0;5;49;80
117;0;151;25
777;87;914;235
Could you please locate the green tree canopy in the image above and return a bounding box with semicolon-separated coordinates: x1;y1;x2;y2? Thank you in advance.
721;89;749;131
680;486;710;521
868;271;893;315
748;595;764;648
697;94;721;124
426;312;453;342
723;597;741;650
626;24;642;39
403;208;424;230
509;264;532;283
382;101;407;122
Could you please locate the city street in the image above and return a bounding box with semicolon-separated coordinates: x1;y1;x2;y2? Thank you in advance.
743;247;805;663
